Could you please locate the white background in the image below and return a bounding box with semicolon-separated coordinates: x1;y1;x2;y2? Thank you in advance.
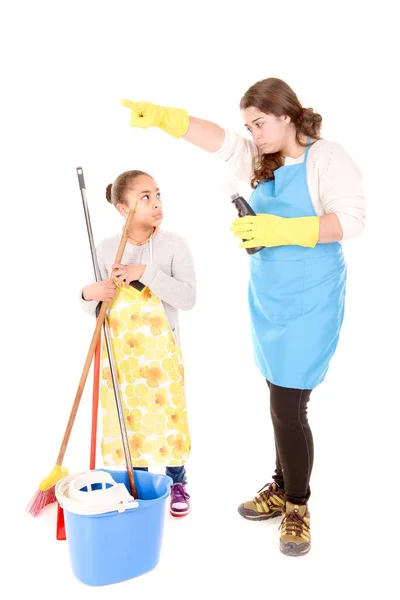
2;1;399;598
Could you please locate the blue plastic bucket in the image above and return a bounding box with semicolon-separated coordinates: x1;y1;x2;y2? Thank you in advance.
60;469;172;586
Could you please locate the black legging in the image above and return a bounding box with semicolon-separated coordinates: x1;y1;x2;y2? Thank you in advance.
267;380;314;505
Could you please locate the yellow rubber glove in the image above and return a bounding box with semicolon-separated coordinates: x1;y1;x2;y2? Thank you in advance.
231;214;320;248
120;100;190;139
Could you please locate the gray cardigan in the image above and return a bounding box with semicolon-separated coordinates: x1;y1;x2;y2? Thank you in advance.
80;229;196;346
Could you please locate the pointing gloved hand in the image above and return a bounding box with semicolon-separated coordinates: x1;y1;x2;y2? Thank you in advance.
231;214;320;248
120;100;190;139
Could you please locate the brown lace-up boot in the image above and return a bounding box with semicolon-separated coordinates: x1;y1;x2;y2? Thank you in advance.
238;482;285;521
279;501;311;556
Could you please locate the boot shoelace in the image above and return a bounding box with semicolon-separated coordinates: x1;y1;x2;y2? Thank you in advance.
280;509;310;536
256;482;282;506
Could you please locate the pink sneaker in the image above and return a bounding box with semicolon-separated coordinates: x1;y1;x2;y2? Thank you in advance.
170;483;190;517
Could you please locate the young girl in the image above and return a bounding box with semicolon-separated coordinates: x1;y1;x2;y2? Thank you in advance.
80;169;196;517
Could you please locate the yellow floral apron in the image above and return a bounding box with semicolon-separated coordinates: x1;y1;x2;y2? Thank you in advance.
100;244;191;468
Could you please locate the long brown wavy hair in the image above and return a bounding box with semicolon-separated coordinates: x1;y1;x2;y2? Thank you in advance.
240;78;322;187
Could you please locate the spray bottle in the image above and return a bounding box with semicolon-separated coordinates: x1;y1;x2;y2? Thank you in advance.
228;180;264;255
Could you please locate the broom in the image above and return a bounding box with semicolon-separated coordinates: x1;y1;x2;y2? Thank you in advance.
26;203;135;516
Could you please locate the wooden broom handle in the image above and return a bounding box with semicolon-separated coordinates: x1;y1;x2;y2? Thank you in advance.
89;338;101;470
56;209;135;465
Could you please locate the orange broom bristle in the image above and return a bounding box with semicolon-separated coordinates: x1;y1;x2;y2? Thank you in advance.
26;487;56;517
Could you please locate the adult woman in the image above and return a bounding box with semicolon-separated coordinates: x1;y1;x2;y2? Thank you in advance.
120;77;365;555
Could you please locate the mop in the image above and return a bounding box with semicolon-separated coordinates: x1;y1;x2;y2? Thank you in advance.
75;166;137;497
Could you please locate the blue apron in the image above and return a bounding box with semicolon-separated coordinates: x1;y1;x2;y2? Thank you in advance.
248;141;347;390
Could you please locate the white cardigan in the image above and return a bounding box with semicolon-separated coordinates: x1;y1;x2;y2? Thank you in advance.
213;130;366;240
